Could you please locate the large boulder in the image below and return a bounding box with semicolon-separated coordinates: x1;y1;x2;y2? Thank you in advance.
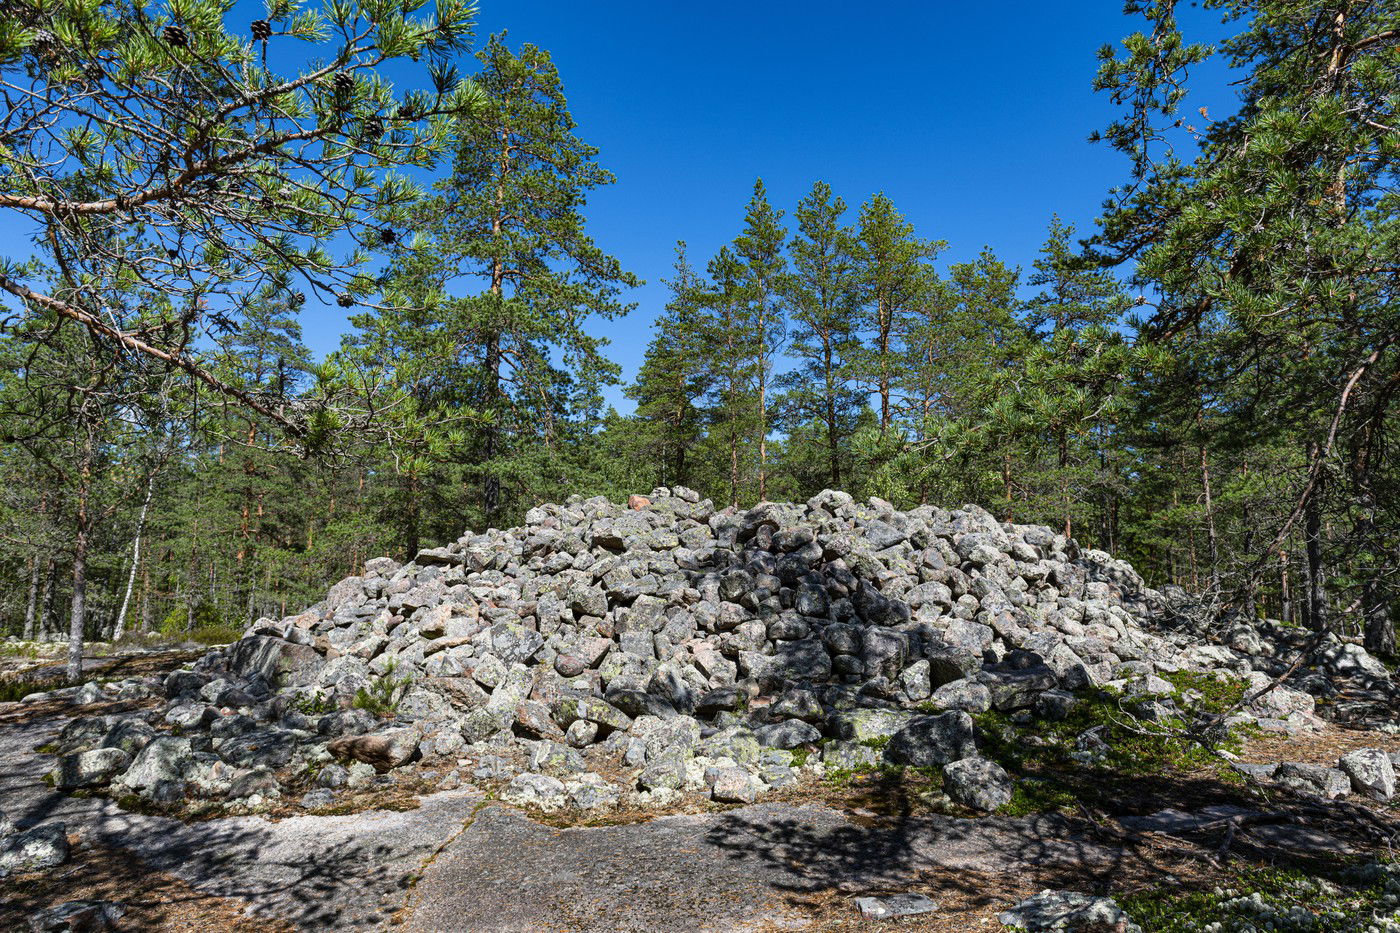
49;747;131;790
0;823;69;875
1339;748;1395;801
229;636;325;688
1275;762;1351;800
829;708;913;743
115;736;193;794
942;756;1013;811
884;712;976;767
998;890;1142;933
327;726;422;773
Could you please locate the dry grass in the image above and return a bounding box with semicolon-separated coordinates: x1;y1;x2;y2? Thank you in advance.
1243;721;1400;768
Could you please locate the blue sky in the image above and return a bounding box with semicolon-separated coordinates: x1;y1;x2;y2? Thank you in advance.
443;1;1232;410
1;2;1236;410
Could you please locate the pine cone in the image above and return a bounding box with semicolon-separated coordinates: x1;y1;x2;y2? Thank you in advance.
334;72;353;95
250;19;272;41
163;25;188;47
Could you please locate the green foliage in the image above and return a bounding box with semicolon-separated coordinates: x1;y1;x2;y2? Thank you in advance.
4;0;1400;665
157;603;237;646
998;777;1079;818
1161;670;1250;714
1120;863;1400;933
294;691;337;716
353;661;412;717
973;679;1250;783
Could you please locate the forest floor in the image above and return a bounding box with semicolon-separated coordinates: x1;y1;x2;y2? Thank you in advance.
2;651;1398;931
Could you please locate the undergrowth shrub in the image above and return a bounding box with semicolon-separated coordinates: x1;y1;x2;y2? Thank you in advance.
354;661;413;717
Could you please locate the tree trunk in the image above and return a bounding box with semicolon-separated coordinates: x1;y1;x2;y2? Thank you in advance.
40;558;57;640
1001;453;1013;523
1304;445;1327;631
1278;550;1292;624
878;295;892;432
405;471;421;559
113;469;156;641
482;332;502;522
1058;431;1071;539
757;358;768;503
23;555;40;641
729;429;740;509
1240;463;1257;618
140;556;153;634
66;429;95;682
1362;574;1395;658
824;336;840;489
1198;410;1220;594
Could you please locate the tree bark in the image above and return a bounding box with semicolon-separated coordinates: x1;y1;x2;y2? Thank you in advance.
1198;409;1220;594
113;469;156;641
1304;442;1327;631
482;332;502;522
405;470;421;559
140;556;153;634
1362;574;1395;657
40;558;57;640
66;427;95;682
23;555;40;641
824;335;840;489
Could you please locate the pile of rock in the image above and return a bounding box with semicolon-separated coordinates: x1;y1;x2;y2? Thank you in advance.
37;489;1396;815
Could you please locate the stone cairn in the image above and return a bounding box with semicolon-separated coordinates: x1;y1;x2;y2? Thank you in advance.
36;489;1400;814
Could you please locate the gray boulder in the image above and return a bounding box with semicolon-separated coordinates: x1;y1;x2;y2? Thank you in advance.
708;766;763;803
855;894;937;920
884;711;976;767
821;741;880;772
927;679;991;714
1275;762;1351;800
116;736;193;793
753;719;821;749
49;747;131;790
503;773;567;811
0;823;69;875
229;635;326;688
942;756;1013;811
327;725;421;772
830;708;913;743
1339;748;1395;801
27;899;124;932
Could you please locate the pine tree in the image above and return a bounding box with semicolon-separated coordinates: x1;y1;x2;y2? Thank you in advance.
1000;219;1134;538
731;180;788;502
853;194;944;433
369;34;638;527
702;247;761;507
1095;0;1400;649
628;245;709;488
780;182;863;493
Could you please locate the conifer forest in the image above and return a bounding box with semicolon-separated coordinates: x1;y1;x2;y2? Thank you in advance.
5;0;1396;667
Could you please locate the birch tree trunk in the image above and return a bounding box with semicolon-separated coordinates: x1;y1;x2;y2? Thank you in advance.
113;468;156;641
